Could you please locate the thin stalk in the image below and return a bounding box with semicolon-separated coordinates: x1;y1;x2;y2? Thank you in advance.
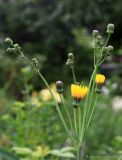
71;66;76;83
85;70;96;126
98;34;111;65
21;54;77;146
81;63;98;143
94;50;96;67
81;95;98;145
104;34;111;47
87;95;98;129
98;54;107;66
76;146;81;160
78;106;82;138
73;108;79;139
59;94;74;131
80;66;97;141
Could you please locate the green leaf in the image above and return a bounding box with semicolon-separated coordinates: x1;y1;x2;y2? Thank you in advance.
50;148;75;158
12;147;32;156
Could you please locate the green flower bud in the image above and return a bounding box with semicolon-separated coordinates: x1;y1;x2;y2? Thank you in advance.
68;53;74;60
32;58;39;67
106;24;114;34
5;37;13;45
6;48;12;52
97;35;102;41
95;85;102;94
56;81;63;94
107;45;113;56
66;59;73;66
14;43;21;50
66;53;74;66
72;99;79;108
107;45;113;52
92;30;99;37
11;48;16;53
94;35;103;48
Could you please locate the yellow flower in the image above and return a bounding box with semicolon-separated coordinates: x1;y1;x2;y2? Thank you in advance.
95;74;105;85
71;84;88;100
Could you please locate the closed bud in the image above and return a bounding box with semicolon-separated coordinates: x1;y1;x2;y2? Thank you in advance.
56;81;63;94
107;45;113;52
94;35;103;48
14;43;21;50
66;59;73;66
11;48;16;53
5;37;13;45
68;53;74;61
106;24;114;34
6;48;12;52
95;87;101;94
97;35;102;41
32;58;39;67
107;45;113;56
92;30;99;37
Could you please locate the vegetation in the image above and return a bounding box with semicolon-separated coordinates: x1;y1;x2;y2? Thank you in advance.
0;0;122;160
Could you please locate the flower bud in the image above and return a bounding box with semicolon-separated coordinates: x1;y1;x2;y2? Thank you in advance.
66;59;73;66
106;24;114;34
68;53;74;61
95;74;105;85
11;48;16;53
107;45;113;53
5;37;13;45
92;30;99;37
56;81;63;94
6;48;12;52
95;86;101;94
94;35;103;48
32;58;38;67
97;35;102;41
14;43;21;50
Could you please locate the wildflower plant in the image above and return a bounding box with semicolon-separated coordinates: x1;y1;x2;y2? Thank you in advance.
5;23;114;159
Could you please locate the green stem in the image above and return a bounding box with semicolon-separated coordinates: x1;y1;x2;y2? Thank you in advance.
98;54;107;66
71;66;76;83
81;95;98;145
94;50;96;67
105;34;111;47
87;95;98;129
59;94;74;131
76;146;81;160
78;107;82;138
85;69;97;127
98;34;111;65
21;54;77;146
80;66;97;141
73;108;79;139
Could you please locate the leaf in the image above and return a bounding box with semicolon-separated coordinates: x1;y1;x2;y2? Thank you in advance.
60;147;75;152
0;148;19;160
50;148;75;158
12;147;32;156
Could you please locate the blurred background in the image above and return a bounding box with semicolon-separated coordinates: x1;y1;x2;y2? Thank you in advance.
0;0;122;159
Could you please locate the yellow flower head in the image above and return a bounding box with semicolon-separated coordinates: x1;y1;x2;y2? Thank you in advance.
95;74;105;85
71;84;88;100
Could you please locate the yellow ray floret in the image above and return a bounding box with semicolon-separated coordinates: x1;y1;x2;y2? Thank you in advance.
95;74;105;84
71;84;88;100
